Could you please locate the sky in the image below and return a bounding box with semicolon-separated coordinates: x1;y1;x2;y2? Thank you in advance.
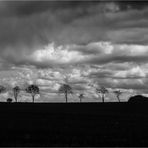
0;0;147;102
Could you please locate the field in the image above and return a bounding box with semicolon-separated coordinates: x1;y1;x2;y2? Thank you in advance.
0;102;148;146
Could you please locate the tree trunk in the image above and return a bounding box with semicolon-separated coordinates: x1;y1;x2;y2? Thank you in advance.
117;96;120;102
65;93;68;103
102;94;105;103
14;92;17;102
15;96;17;102
80;98;82;103
32;95;35;103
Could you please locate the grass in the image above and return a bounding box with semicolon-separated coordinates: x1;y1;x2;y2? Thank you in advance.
0;101;147;146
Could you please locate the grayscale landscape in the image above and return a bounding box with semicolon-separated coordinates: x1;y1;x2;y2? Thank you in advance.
0;0;147;146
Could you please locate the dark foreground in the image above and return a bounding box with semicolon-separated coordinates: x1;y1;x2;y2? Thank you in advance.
0;102;148;146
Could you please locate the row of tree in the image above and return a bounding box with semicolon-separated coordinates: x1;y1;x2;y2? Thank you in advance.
0;84;39;103
0;83;123;103
96;86;122;102
58;84;123;103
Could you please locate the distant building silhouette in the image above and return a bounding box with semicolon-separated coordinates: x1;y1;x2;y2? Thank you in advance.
128;95;148;103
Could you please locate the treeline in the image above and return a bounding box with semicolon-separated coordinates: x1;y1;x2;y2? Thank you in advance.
0;84;39;103
0;83;125;103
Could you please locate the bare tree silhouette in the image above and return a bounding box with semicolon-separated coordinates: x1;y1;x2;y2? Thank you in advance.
79;93;84;103
13;86;20;102
113;90;122;102
59;84;73;103
26;85;39;102
96;86;108;103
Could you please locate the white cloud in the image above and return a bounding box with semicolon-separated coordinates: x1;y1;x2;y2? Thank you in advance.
0;41;148;102
113;43;148;56
114;66;146;78
28;41;148;69
31;42;85;64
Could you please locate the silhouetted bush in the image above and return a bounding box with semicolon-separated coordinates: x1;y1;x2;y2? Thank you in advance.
128;95;148;103
7;98;13;103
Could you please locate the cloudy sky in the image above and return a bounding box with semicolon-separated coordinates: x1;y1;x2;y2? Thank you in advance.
0;0;147;102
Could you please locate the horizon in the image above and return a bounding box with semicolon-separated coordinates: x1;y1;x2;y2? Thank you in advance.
0;1;147;102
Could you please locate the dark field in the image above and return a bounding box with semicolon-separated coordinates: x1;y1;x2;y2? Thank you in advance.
0;102;148;146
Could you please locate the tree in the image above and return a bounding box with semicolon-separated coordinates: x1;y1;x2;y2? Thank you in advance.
13;86;20;102
96;86;108;103
114;90;122;102
79;93;84;103
26;84;39;102
59;84;72;103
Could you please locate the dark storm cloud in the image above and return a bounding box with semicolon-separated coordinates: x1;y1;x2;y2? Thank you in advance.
0;1;148;68
85;55;148;66
2;1;147;18
103;63;133;71
119;1;148;10
115;82;147;90
0;1;103;55
0;1;100;17
89;70;114;79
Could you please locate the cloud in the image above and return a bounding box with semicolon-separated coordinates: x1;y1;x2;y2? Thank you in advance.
0;1;146;63
0;1;148;101
19;41;147;69
1;40;148;90
81;43;148;65
114;66;146;78
31;43;85;66
0;1;148;68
